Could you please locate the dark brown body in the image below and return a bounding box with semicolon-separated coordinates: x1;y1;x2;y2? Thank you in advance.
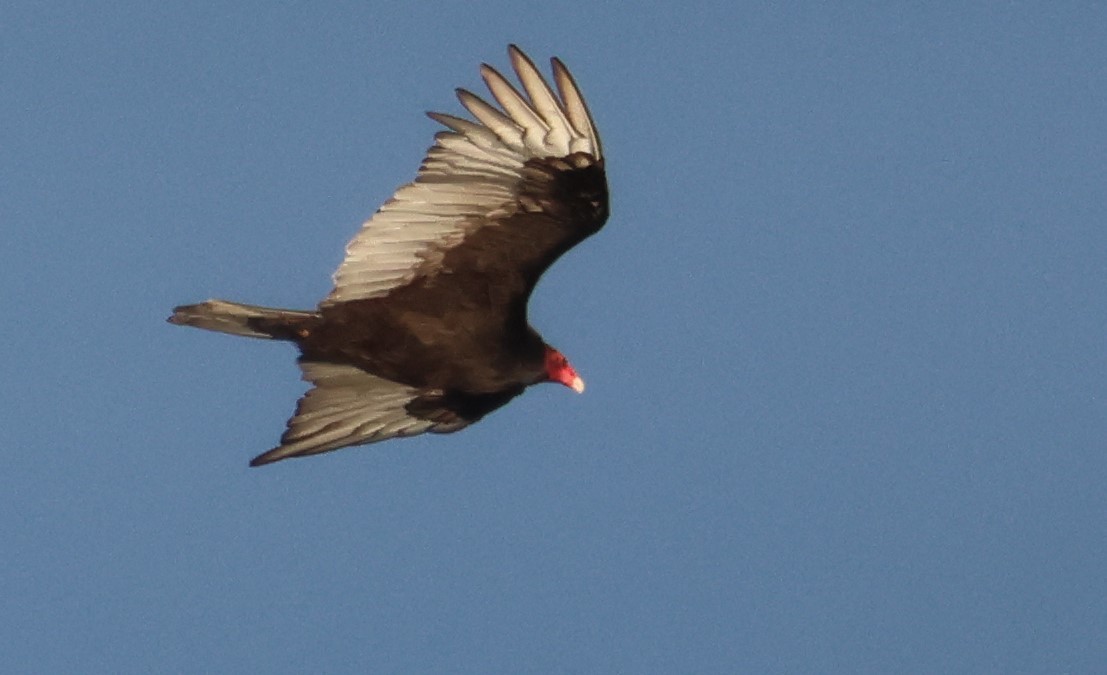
261;299;546;395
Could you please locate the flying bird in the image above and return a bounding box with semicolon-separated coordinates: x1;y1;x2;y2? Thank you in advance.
169;46;608;466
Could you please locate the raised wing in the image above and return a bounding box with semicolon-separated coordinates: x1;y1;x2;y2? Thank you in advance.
322;45;607;309
249;360;468;466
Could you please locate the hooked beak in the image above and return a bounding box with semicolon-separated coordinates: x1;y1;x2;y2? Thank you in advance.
569;375;585;394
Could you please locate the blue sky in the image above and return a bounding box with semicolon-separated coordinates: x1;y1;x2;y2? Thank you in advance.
4;2;1106;672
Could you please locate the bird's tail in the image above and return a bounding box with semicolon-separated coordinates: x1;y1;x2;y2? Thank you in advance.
168;299;318;341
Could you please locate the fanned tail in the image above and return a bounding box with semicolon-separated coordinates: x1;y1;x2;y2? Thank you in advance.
168;299;318;341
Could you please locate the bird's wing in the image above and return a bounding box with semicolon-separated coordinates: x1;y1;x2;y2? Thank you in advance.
322;45;607;309
249;360;471;466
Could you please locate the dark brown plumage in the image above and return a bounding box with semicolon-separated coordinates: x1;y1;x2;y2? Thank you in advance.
169;46;608;466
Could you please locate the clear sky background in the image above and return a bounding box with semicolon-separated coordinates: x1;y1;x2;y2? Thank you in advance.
4;2;1106;672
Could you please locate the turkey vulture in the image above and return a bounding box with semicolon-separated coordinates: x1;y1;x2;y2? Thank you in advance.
169;46;608;466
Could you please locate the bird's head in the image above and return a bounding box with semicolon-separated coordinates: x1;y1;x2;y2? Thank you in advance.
543;345;585;393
